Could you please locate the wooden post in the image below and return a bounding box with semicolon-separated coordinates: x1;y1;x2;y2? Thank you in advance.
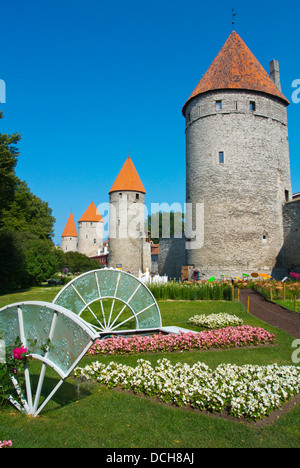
232;284;235;301
237;288;240;301
295;296;297;312
247;296;250;313
270;289;273;301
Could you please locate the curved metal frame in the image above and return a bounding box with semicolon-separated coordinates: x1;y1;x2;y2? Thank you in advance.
53;269;162;334
0;301;98;417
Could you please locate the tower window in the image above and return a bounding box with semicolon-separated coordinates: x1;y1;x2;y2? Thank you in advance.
216;100;222;110
234;101;238;110
250;101;256;111
94;238;96;244
136;193;139;200
219;151;224;164
119;193;122;199
285;190;290;202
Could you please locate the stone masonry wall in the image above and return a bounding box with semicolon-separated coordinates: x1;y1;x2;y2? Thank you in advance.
108;191;150;276
185;90;292;279
158;238;186;279
282;199;300;272
78;221;103;257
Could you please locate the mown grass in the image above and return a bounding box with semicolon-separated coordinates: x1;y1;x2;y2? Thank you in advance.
273;299;300;313
0;286;300;448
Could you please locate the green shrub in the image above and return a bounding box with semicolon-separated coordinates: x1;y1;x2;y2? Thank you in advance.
148;282;233;301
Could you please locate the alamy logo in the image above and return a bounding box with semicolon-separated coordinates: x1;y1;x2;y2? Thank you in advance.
96;201;205;250
291;340;300;363
292;79;300;104
0;79;6;103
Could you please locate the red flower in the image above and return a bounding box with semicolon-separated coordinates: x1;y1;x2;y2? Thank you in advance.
13;346;27;360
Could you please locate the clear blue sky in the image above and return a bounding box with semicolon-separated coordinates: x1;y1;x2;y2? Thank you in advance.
0;0;299;245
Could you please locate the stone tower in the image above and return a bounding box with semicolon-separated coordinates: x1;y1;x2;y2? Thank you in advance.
108;156;151;276
77;201;104;257
182;31;292;279
61;212;78;253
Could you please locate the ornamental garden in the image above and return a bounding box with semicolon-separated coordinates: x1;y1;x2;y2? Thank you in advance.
1;276;300;448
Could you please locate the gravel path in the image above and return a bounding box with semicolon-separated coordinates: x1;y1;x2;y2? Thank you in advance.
239;289;300;339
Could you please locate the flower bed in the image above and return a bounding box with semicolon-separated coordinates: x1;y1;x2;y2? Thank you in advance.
253;280;300;300
74;358;300;421
188;313;243;329
88;326;275;356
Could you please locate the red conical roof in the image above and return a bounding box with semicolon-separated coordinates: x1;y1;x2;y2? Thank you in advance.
109;156;146;194
78;202;103;222
182;31;289;115
62;212;78;237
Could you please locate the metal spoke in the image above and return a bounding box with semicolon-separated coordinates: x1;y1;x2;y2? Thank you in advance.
109;283;142;330
106;272;121;329
95;272;107;328
111;302;155;332
71;284;105;330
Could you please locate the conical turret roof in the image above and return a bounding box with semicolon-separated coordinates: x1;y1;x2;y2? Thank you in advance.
109;156;146;194
78;202;103;222
182;31;289;115
62;212;78;237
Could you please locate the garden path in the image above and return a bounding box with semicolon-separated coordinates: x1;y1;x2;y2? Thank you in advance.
239;289;300;339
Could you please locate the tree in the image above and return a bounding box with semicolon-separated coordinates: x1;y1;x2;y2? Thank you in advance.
22;235;60;285
0;112;21;225
148;211;185;244
0;113;57;291
0;231;29;292
1;179;55;240
62;251;102;274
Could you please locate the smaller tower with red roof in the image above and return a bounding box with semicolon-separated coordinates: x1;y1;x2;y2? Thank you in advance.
61;212;78;253
108;155;151;275
77;201;104;257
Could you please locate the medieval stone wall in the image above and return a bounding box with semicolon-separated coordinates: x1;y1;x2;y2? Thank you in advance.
158;238;186;279
282;199;300;272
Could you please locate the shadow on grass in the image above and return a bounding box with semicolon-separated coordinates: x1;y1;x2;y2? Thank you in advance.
26;372;96;415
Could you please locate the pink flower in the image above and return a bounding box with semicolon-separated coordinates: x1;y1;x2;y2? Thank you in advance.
0;440;12;448
13;346;27;360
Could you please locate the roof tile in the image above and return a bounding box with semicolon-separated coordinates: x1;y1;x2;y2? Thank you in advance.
109;156;146;194
62;212;78;237
78;202;103;222
182;31;289;115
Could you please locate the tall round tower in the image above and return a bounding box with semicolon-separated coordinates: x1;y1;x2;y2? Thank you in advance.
182;31;292;279
77;202;104;257
61;212;78;253
108;156;151;276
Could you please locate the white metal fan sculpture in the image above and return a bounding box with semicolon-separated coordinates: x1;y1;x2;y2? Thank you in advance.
0;301;98;417
53;269;162;335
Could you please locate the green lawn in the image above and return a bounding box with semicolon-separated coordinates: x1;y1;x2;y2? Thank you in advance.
0;287;300;448
273;299;300;313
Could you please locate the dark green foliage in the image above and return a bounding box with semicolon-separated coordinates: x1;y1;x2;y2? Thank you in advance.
1;180;55;240
0;112;21;225
0;113;59;292
0;231;29;292
148;211;185;243
62;251;102;274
